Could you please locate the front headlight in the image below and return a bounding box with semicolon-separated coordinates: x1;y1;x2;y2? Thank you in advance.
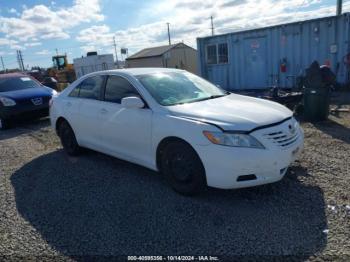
0;97;16;107
203;131;265;149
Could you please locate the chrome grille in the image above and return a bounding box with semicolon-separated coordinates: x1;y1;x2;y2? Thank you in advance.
263;130;299;148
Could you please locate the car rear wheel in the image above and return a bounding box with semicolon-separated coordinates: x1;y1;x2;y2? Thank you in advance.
160;141;206;195
58;121;81;156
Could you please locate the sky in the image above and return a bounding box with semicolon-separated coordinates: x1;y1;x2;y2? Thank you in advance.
0;0;349;69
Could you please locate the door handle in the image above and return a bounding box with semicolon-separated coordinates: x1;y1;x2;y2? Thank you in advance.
100;108;108;114
66;102;72;107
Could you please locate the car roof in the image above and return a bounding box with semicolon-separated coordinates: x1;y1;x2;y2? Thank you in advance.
96;67;186;76
0;72;28;79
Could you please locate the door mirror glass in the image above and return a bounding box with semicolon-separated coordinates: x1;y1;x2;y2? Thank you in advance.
121;96;144;109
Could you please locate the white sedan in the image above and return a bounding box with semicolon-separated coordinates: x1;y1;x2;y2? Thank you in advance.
50;68;304;195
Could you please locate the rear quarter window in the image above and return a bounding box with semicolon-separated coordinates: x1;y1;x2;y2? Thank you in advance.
69;75;105;100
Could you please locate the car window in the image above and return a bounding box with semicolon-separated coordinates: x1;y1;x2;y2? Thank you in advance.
69;85;80;97
72;76;104;100
104;75;139;103
0;76;41;92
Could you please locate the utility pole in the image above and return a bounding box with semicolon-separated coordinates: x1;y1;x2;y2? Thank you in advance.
113;36;120;68
210;16;215;36
337;0;342;16
55;48;59;56
17;50;24;71
16;50;19;70
0;56;5;71
16;50;23;71
19;50;25;71
166;23;171;45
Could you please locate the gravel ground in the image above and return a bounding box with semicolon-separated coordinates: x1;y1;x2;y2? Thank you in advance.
0;105;349;260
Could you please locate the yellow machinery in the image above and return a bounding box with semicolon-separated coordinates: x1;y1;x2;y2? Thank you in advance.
48;55;76;91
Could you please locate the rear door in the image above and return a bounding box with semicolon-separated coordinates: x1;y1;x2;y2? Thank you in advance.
62;84;84;139
73;75;106;148
98;75;153;165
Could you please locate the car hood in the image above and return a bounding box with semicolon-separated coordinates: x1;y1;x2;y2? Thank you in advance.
167;94;293;132
0;86;54;101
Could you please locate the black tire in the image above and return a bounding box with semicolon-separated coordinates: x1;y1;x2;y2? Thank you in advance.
160;141;206;195
58;120;81;156
0;118;9;130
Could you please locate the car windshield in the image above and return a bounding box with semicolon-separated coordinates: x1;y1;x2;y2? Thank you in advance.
136;72;228;106
0;76;41;92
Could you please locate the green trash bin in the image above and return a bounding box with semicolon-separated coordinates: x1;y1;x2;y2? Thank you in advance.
303;87;330;121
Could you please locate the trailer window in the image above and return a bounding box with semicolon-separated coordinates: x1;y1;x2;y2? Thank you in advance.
206;43;228;64
206;45;217;64
218;43;228;64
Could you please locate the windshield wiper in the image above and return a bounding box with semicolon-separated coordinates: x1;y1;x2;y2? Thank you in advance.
192;94;228;103
168;93;230;106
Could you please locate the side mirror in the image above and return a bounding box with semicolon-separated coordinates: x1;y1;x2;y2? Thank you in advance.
121;96;145;109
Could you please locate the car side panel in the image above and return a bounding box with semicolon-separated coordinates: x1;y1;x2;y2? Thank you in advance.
96;101;153;168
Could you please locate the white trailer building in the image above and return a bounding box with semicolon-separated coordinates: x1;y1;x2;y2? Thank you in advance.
73;54;115;79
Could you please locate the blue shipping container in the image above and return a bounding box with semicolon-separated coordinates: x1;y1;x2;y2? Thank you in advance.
197;13;350;90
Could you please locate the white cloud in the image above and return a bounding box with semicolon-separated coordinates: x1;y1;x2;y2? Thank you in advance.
0;51;15;56
0;0;104;42
0;37;25;50
80;45;98;53
0;38;10;45
10;44;25;50
24;42;42;47
35;49;51;55
76;0;350;57
8;8;19;16
76;25;113;46
2;0;349;67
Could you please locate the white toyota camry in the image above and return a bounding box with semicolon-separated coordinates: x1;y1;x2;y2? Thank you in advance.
50;68;304;195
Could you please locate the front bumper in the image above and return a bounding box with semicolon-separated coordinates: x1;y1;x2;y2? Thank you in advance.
0;104;49;120
194;126;304;189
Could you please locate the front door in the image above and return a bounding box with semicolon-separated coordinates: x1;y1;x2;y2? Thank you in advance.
99;75;152;166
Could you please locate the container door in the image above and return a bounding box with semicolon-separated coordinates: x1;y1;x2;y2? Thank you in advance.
244;37;267;89
207;67;228;89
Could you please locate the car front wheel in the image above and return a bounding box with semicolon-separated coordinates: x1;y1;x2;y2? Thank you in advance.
58;121;81;156
160;141;206;195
